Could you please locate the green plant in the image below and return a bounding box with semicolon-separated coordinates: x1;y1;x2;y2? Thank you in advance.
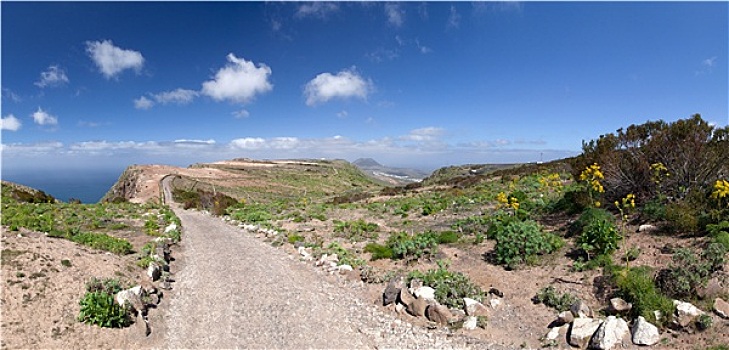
577;213;621;260
70;233;133;255
532;286;578;312
491;219;563;269
78;291;130;328
387;231;440;260
321;242;365;267
696;314;713;331
61;259;72;267
85;277;124;295
287;234;305;244
613;266;674;327
656;244;726;299
332;219;379;242
665;201;699;233
407;261;484;309
436;231;460;244
363;243;394;260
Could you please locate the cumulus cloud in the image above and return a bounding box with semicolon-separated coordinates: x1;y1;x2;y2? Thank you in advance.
1;114;22;131
232;109;250;119
201;54;273;104
32;107;58;126
134;96;154;110
304;68;372;106
296;2;339;19
2;88;22;102
154;88;198;105
35;66;69;88
86;40;144;79
385;3;404;27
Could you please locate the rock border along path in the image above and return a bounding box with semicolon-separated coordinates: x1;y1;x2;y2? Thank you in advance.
161;178;508;349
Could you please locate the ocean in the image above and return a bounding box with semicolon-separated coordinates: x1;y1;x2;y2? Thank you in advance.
2;168;124;204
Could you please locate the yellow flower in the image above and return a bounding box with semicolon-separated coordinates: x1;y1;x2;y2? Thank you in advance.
595;201;601;207
712;179;729;199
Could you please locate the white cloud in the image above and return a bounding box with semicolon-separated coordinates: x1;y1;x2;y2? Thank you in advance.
230;137;267;150
232;109;250;119
415;39;432;54
304;68;372;106
35;66;69;88
696;56;718;76
134;96;154;110
385;3;404;27
447;5;461;29
154;88;198;105
400;127;444;142
1;114;22;131
32;107;58;126
86;40;144;79
367;47;399;63
202;54;273;104
337;110;348;118
703;56;717;68
296;2;339;19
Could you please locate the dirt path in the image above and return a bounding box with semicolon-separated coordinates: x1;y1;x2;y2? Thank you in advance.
160;180;507;349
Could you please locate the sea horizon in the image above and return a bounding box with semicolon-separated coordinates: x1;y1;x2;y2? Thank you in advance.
1;167;124;204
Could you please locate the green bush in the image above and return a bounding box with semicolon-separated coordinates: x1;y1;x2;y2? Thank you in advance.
407;261;484;309
665;201;699;233
78;291;130;328
533;286;579;312
333;219;379;242
387;231;439;260
714;232;729;251
437;231;460;244
550;188;590;215
576;211;622;260
656;244;726;299
614;266;674;327
364;243;394;260
287;234;305;244
320;242;364;267
641;198;667;222
492;219;563;269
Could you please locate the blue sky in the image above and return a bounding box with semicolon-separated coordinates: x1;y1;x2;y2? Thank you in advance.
2;1;727;173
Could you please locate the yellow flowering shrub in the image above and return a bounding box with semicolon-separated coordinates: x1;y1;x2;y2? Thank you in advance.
580;163;605;207
496;192;520;211
712;179;729;207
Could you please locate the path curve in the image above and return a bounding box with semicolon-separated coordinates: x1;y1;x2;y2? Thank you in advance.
161;178;508;349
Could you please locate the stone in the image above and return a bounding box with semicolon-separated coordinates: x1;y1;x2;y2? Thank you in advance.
408;298;429;317
164;223;177;233
337;264;353;273
413;286;436;301
570;300;593;318
488;287;504;298
489;298;501;308
638;224;658;233
569;317;602;349
698;278;726;299
116;286;145;311
449;308;466;322
383;277;404;306
394;303;406;314
463;297;488;317
398;288;416;308
713;298;729;319
673;300;704;328
631;316;660;346
545;324;568;341
426;304;452;325
608;298;632;314
557;310;574;325
462;316;478;330
409;278;423;290
590;316;629;350
147;262;161;281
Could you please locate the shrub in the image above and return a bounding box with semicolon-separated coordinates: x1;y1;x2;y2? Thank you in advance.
78;291;130;328
363;243;394;260
550;188;590;214
492;219;563;269
387;231;439;260
614;266;674;327
407;261;484;309
641;198;667;222
665;201;700;234
569;207;614;237
437;231;460;244
576;212;622;260
332;219;379;242
287;234;305;244
532;286;579;312
697;314;713;331
656;244;727;299
61;259;72;267
714;232;729;250
320;242;364;268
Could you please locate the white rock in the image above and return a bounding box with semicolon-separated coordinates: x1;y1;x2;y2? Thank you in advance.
638;224;658;232
395;303;406;314
489;298;501;308
545;326;561;341
147;262;161;281
674;300;704;327
463;297;489;316
413;286;436;301
297;246;311;257
338;264;353;273
570;300;593;318
462;316;478;330
164;223;177;233
590;316;629;350
714;298;729;319
631;316;660;346
569;317;602;348
115;285;144;309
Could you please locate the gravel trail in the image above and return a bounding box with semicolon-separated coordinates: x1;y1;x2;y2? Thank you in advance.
162;180;509;349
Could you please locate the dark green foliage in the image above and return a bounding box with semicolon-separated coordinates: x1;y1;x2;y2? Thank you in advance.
550;188;590;214
641;198;667;222
491;219;563;269
714;232;729;250
173;188;238;215
696;314;713;331
407;261;484;309
437;231;460;244
665;201;700;233
364;243;394;260
387;231;439;260
287;234;305;244
70;232;132;255
576;211;622;260
532;286;579;312
228;203;274;223
656;244;726;299
85;277;124;295
569;207;614;237
572;254;615;272
614;266;674;327
61;259;72;267
0;182;56;203
78;291;130;328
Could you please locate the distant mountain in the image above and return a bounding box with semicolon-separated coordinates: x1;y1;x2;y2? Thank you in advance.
352;158;429;186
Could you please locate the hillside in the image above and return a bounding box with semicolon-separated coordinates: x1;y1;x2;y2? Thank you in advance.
352;158;429;186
